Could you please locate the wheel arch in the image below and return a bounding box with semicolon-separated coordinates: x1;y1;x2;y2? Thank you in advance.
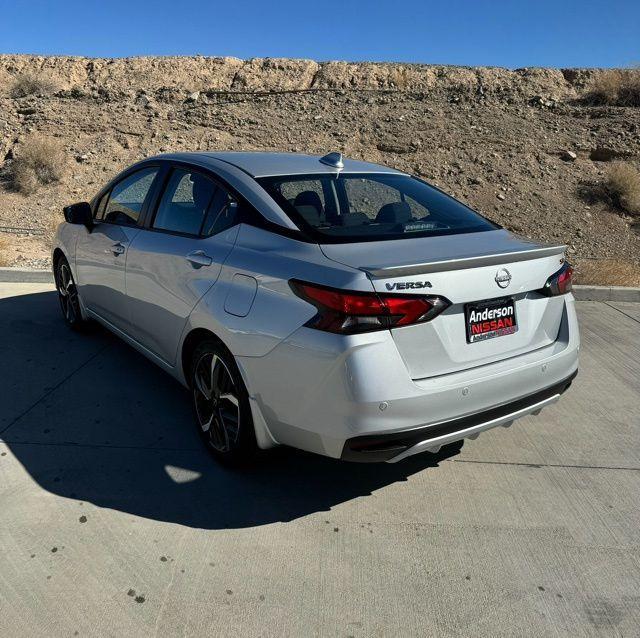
52;247;65;270
180;328;236;388
179;326;278;451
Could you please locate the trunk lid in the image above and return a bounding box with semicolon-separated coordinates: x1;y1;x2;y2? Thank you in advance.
320;230;568;380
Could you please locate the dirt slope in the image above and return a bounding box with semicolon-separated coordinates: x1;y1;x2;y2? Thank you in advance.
0;55;638;280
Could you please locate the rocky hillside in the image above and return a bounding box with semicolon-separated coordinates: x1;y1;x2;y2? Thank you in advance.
0;55;638;281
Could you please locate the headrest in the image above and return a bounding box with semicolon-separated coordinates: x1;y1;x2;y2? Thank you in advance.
375;201;412;224
293;190;323;214
294;204;321;226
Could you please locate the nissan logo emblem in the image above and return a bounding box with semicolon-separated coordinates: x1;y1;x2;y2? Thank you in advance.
495;268;512;289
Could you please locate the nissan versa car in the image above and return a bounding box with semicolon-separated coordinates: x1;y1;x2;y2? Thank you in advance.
53;152;579;463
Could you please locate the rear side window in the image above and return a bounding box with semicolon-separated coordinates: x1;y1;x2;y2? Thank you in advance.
103;167;158;226
257;173;498;243
201;187;239;237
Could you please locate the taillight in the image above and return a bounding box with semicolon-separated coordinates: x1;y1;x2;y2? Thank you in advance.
540;262;573;296
290;280;450;334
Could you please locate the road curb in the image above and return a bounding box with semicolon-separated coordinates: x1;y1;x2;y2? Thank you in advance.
0;268;639;301
572;285;640;302
0;268;54;283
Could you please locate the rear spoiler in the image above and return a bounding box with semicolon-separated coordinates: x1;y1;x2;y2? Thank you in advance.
361;245;566;278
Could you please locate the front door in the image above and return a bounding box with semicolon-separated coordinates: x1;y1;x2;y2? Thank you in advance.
125;166;241;364
75;166;160;331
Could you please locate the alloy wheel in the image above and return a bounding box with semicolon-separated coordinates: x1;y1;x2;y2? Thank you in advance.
193;352;241;453
56;262;79;324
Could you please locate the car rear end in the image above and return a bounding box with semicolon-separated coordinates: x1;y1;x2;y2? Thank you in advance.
261;248;577;462
341;249;577;461
237;162;579;461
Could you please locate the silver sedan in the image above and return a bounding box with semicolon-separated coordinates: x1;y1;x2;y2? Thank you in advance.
53;152;579;464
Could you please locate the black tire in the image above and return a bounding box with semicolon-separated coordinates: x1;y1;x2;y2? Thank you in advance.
190;339;257;464
54;255;89;331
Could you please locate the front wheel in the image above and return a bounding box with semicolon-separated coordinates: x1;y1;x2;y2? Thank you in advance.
54;256;88;330
190;340;257;464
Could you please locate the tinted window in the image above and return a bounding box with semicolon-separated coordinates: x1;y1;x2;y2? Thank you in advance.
279;179;327;226
104;168;158;226
345;178;399;217
344;179;430;220
94;192;108;220
280;179;325;206
153;169;217;235
257;173;498;243
202;186;239;237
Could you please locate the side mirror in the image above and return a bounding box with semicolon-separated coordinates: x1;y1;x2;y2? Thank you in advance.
63;202;93;230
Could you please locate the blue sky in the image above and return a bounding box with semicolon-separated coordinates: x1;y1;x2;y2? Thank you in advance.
1;0;638;68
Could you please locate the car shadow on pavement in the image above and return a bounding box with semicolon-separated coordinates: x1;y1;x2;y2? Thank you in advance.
1;290;461;530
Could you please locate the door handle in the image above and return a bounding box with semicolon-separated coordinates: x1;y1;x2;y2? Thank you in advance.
186;250;213;267
109;242;126;256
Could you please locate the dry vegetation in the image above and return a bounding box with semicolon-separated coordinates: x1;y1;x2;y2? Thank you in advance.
574;258;640;287
3;136;66;195
584;68;640;106
10;73;57;98
605;162;640;215
578;161;640;217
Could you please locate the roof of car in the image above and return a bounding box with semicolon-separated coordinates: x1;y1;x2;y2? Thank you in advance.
149;151;406;178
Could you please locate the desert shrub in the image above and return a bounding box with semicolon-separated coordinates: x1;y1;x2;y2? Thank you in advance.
606;162;640;214
574;259;640;287
584;68;640;106
10;73;57;98
3;137;66;195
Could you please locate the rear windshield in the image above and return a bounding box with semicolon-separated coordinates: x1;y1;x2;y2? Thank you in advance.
257;173;498;243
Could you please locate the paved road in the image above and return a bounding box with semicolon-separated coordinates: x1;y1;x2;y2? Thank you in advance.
0;283;638;637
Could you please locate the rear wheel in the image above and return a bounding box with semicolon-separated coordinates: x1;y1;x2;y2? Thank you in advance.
54;256;88;330
190;340;257;464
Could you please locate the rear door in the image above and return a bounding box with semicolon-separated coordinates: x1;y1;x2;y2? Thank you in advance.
75;166;160;331
125;165;241;365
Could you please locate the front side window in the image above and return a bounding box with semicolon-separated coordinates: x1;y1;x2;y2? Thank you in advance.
153;169;217;235
103;167;158;226
93;192;108;220
153;168;240;236
257;173;498;243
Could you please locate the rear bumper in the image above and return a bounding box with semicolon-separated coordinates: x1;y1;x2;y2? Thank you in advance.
238;294;580;460
341;370;577;462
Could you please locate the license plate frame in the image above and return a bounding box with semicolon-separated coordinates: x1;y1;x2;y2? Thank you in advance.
465;296;518;344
